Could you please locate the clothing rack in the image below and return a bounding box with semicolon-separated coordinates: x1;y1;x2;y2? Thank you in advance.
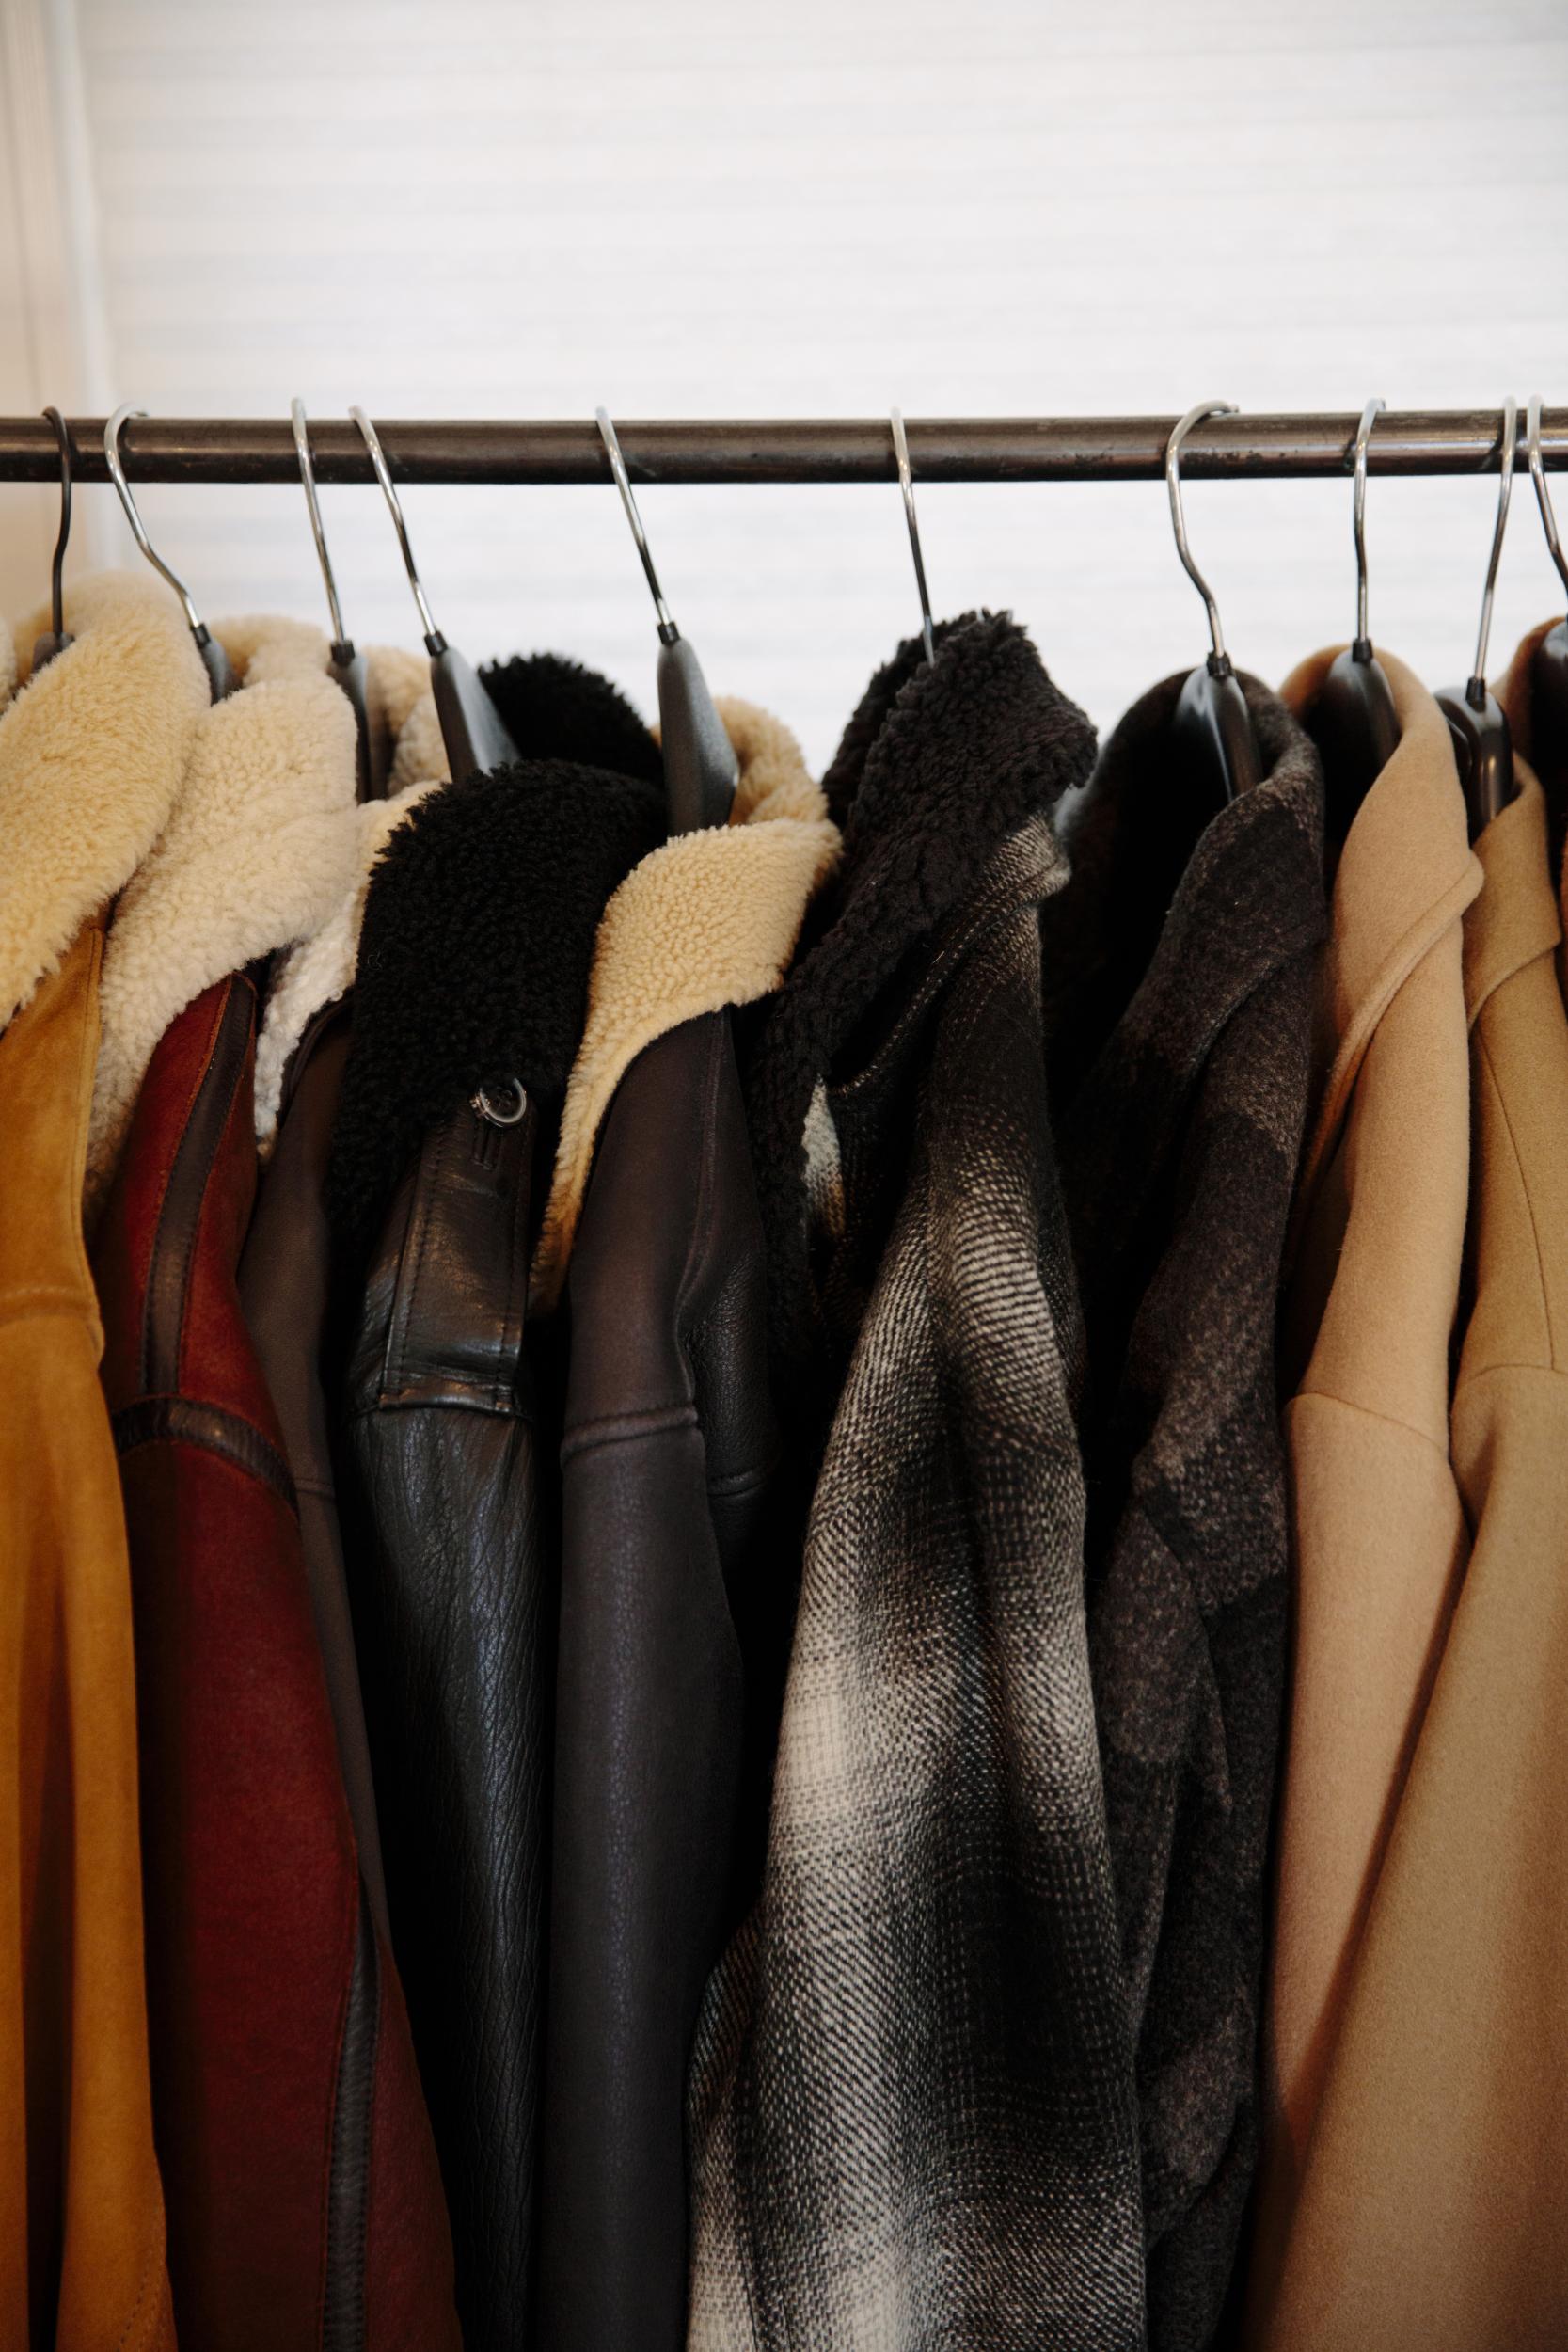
0;409;1564;485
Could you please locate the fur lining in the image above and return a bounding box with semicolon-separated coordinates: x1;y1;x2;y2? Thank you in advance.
746;612;1099;1370
0;570;211;1029
531;698;838;1309
325;660;667;1265
86;614;361;1217
253;650;447;1152
482;651;665;785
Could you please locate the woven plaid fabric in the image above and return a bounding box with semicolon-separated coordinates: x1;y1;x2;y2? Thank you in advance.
688;618;1147;2351
1046;674;1326;2352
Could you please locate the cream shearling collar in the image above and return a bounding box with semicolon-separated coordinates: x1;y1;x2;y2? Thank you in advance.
251;644;448;1152
86;612;364;1217
0;570;211;1031
531;698;840;1310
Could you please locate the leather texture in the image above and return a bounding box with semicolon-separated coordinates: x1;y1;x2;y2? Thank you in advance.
92;973;460;2352
537;1008;782;2352
239;999;391;1937
341;1089;553;2351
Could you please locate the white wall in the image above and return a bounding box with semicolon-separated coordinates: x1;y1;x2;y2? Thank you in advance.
4;0;1568;769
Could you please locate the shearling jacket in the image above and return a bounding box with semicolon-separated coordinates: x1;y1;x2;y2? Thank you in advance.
535;702;837;2352
1044;672;1326;2352
0;571;212;2352
1258;759;1568;2351
687;615;1147;2352
1243;648;1480;2333
88;615;460;2349
327;660;669;2351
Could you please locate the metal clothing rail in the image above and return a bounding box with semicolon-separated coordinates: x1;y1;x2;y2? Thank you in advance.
0;409;1565;485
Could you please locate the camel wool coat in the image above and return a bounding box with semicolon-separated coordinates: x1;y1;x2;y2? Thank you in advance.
1259;756;1568;2351
1243;648;1481;2331
0;573;214;2352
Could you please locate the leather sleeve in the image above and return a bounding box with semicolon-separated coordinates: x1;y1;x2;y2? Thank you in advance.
538;1009;780;2352
341;1095;551;2348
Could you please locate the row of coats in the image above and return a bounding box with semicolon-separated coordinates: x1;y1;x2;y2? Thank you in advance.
3;566;1567;2352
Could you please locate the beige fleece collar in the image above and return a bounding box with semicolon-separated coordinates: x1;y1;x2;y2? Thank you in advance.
0;570;212;1031
251;646;447;1152
531;697;840;1310
86;612;365;1218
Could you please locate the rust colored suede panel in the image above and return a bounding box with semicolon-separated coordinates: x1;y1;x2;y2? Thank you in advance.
94;976;459;2351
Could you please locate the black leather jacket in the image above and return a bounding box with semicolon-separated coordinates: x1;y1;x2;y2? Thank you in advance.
535;1006;783;2352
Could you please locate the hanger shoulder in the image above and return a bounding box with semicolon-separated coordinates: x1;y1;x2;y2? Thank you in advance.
657;636;737;834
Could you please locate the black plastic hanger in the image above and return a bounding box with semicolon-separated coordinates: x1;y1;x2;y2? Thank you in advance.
350;406;519;787
1306;398;1401;846
293;401;389;802
1436;398;1517;844
104;403;234;704
1165;401;1262;814
31;408;75;675
595;407;736;836
1525;394;1568;770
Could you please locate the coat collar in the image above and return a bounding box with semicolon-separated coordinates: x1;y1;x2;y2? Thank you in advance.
1464;756;1560;1028
0;570;211;1032
1053;670;1325;1158
253;651;446;1152
324;658;667;1265
85;612;363;1220
748;610;1095;1372
1281;644;1481;1225
531;698;837;1310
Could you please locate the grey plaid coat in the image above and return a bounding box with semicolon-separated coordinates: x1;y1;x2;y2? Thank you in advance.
687;616;1148;2351
1046;674;1326;2351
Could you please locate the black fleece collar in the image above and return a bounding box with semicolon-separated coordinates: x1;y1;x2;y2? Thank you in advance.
325;658;665;1261
746;610;1097;1375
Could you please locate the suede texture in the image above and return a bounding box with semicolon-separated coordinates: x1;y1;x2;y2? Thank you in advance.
1243;648;1482;2333
0;576;200;2352
1257;761;1568;2351
93;975;461;2351
0;925;175;2352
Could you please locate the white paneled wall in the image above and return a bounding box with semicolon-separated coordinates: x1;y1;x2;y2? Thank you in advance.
4;0;1567;766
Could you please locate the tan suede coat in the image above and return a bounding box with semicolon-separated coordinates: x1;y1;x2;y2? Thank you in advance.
1244;650;1481;2330
1259;757;1568;2350
0;577;213;2351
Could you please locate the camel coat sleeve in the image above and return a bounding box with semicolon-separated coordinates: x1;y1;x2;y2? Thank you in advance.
1244;650;1481;2328
1259;761;1568;2352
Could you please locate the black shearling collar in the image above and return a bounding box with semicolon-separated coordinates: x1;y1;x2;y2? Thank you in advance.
325;658;665;1262
746;610;1097;1375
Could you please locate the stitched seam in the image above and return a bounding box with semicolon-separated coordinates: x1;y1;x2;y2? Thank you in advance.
112;1396;298;1514
138;990;228;1392
562;1402;699;1460
1475;1025;1556;1364
1288;1390;1455;1466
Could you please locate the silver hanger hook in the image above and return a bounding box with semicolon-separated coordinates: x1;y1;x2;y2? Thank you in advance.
1526;395;1568;602
1350;397;1385;651
890;408;935;666
348;406;442;648
292;399;348;647
1165;402;1238;665
103;402;208;639
594;408;677;644
1466;396;1517;691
